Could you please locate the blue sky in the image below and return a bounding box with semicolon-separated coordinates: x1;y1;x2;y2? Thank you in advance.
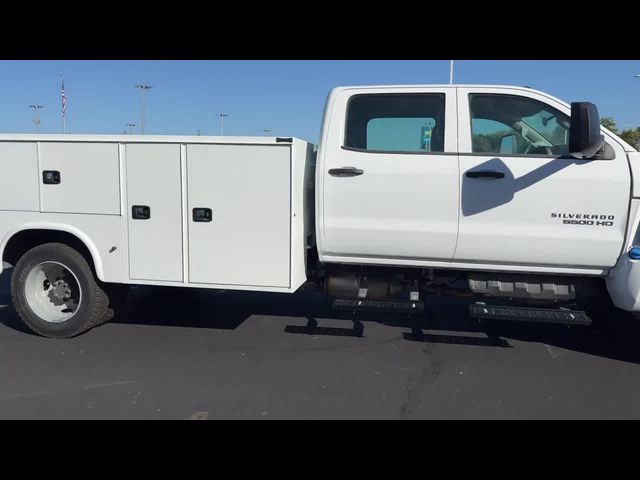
0;60;638;142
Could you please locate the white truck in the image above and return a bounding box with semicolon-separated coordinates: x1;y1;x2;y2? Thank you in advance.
1;84;639;338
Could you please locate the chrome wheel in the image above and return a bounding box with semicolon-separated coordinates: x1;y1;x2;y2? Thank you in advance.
23;261;82;323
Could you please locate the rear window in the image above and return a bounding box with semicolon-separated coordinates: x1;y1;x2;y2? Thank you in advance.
345;94;446;153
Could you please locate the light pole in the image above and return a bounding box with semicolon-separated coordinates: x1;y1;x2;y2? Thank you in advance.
29;105;43;133
134;85;152;134
449;60;454;84
126;123;136;135
218;113;230;136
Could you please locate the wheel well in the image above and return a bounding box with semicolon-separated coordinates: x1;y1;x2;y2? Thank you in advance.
2;230;96;273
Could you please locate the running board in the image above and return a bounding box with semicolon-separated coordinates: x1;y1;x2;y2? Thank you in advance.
469;303;591;326
333;299;425;313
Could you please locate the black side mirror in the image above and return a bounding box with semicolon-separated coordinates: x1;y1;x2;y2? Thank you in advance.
569;102;604;159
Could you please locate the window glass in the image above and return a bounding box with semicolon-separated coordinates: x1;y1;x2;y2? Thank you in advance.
469;94;570;156
345;94;445;153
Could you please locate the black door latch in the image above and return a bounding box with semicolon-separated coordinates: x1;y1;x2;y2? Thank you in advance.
193;208;212;222
131;205;151;220
42;170;61;184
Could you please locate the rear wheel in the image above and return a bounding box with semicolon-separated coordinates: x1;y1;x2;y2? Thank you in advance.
11;243;109;338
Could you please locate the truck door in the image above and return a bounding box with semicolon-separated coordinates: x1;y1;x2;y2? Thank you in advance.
320;88;459;261
455;87;630;268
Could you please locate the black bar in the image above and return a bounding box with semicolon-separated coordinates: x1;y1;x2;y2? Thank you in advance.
328;167;364;177
465;170;505;179
469;304;591;326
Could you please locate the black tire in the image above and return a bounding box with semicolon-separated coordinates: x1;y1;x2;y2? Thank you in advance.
100;283;131;322
10;242;109;338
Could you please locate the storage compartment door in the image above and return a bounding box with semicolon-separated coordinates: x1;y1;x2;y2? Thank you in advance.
187;144;290;287
127;144;183;282
0;142;39;211
40;142;120;215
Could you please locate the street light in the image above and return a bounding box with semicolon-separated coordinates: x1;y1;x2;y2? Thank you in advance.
29;105;43;133
218;113;230;136
134;85;152;134
126;123;136;135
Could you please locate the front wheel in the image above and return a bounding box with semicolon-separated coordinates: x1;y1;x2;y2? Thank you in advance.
11;243;109;338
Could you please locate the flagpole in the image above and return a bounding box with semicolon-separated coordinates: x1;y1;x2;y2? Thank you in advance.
61;73;66;134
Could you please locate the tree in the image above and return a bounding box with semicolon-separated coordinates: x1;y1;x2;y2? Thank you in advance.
600;116;639;150
620;129;640;149
600;117;618;133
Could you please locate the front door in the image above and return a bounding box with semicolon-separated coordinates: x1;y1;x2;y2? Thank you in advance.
322;89;459;261
455;87;630;269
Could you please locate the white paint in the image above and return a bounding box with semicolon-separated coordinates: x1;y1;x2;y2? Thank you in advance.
0;142;39;211
454;87;630;269
126;143;183;282
0;214;123;281
39;142;121;215
318;86;459;261
186;143;292;287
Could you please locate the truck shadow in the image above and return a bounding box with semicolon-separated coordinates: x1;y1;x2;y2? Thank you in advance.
2;268;640;365
113;284;640;364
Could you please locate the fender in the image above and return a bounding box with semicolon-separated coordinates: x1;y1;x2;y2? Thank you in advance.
0;222;106;281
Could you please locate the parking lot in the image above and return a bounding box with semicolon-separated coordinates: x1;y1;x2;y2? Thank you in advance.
1;262;640;419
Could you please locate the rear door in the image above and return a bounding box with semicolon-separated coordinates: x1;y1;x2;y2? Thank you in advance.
455;87;630;268
321;88;459;261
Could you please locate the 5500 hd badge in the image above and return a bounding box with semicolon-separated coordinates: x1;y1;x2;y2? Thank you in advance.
551;213;614;226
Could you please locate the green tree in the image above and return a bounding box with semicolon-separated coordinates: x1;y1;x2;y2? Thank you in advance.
600;116;639;150
600;117;618;133
620;129;640;150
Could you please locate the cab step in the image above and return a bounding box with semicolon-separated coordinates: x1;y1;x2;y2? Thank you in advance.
469;303;591;326
332;298;425;313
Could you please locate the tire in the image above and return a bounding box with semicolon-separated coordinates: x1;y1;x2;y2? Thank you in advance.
100;283;131;322
10;242;109;338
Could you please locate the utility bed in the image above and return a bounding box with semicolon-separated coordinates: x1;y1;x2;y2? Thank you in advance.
0;135;316;292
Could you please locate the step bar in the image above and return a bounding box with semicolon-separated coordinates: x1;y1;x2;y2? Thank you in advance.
469;303;591;326
332;298;425;313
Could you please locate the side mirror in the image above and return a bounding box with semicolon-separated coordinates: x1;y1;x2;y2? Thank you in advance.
499;134;517;154
569;102;604;159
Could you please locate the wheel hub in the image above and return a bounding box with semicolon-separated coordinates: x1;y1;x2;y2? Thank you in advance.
49;278;73;303
24;261;82;323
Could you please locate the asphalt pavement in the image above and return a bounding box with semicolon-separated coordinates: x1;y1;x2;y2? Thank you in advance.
1;262;640;419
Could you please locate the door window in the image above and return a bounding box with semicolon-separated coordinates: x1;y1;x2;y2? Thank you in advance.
345;94;446;153
469;94;570;156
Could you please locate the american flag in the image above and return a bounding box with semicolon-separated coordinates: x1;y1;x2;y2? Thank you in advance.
61;78;66;118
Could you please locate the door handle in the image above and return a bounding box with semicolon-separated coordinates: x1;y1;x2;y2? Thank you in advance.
193;208;212;222
131;205;151;220
328;167;364;177
42;170;61;184
465;170;505;179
